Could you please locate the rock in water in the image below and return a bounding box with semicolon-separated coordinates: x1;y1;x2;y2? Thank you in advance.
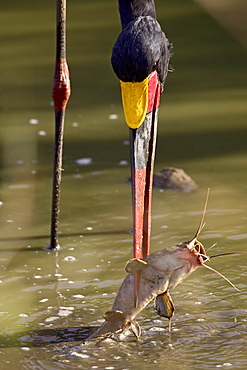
153;167;197;192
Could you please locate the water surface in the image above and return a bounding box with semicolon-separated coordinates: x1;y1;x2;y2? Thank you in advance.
0;0;247;369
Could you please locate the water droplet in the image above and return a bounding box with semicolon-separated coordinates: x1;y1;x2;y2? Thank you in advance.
38;130;47;136
109;114;118;120
62;306;74;311
29;118;39;125
71;352;89;359
21;347;30;351
73;294;85;299
63;256;76;262
44;316;59;322
58;309;73;317
75;157;92;166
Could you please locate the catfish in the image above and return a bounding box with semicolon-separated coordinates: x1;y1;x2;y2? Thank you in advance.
86;191;243;341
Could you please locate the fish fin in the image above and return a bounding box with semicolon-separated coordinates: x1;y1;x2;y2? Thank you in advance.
125;258;148;273
154;291;175;320
103;310;125;322
131;321;141;339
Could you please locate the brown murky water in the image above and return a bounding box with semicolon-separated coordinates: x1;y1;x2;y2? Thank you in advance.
0;0;247;369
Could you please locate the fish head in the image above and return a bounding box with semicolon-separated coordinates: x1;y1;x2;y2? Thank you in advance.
167;238;208;290
177;238;207;265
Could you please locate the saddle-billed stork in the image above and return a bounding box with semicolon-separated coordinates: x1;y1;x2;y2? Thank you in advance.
111;0;172;304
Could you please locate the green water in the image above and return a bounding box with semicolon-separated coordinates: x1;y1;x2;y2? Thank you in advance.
0;0;247;369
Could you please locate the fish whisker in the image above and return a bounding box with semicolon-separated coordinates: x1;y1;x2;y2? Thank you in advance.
209;251;247;259
193;188;210;239
206;242;217;253
201;263;240;292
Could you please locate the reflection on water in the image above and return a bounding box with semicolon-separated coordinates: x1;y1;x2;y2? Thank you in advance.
0;0;247;369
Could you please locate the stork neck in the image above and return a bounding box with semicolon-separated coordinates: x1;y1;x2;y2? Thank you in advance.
118;0;157;28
